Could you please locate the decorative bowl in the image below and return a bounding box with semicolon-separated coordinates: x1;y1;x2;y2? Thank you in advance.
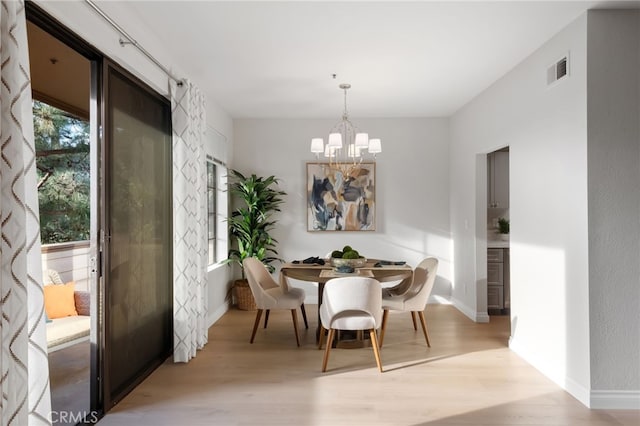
335;265;355;274
330;257;367;269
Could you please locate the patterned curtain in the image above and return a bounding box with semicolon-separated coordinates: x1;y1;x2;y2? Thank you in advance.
170;80;208;363
0;1;52;424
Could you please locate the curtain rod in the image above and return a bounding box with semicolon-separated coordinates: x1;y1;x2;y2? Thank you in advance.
84;0;183;85
206;154;227;167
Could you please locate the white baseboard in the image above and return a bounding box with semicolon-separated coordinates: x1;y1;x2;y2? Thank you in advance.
590;390;640;409
565;376;591;408
451;297;490;323
511;336;640;409
509;336;591;407
207;301;230;329
475;311;490;323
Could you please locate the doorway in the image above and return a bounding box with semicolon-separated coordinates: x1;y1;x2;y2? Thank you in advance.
27;4;173;423
486;147;510;317
27;17;94;425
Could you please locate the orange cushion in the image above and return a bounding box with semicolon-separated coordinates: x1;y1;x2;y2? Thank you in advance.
44;282;78;319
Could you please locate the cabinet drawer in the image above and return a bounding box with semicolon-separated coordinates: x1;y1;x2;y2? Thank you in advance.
488;285;504;309
487;262;504;286
487;248;504;262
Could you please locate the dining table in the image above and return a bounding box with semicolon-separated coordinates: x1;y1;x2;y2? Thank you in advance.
279;258;413;345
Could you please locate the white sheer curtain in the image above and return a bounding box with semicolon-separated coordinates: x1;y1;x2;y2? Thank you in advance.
0;1;52;424
170;80;208;363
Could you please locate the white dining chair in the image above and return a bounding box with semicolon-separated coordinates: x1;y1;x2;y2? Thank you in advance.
379;257;438;348
318;276;383;372
243;257;308;346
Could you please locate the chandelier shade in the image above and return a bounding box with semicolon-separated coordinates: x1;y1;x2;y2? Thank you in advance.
311;138;324;153
355;133;369;148
368;138;382;154
310;83;381;177
328;133;343;148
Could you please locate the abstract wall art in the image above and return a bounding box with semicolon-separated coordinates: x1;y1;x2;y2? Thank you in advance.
307;162;375;231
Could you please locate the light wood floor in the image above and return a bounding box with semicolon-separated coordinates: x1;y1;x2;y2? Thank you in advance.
98;304;638;426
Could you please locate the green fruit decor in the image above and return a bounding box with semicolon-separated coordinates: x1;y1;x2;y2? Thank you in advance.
342;250;360;259
329;245;365;268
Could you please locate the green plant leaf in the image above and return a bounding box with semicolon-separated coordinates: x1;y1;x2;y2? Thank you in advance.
226;169;287;271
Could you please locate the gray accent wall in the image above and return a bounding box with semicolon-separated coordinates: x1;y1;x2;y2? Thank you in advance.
587;9;640;399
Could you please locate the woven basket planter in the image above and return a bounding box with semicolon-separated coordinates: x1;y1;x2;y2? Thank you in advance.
233;279;257;311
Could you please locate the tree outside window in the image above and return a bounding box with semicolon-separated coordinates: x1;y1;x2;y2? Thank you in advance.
33;100;90;244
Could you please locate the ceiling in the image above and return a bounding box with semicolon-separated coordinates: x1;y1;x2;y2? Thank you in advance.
119;0;640;119
59;1;640;118
27;21;90;118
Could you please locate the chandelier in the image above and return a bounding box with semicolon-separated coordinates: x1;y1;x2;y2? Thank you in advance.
310;83;381;177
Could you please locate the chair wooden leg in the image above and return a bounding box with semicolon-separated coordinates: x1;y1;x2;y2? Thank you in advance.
411;311;418;330
318;324;325;350
300;303;309;329
322;328;335;372
369;329;383;373
291;309;300;347
250;309;263;343
264;309;270;328
418;311;431;347
379;309;389;348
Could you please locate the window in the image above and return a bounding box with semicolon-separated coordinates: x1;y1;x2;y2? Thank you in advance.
207;156;228;265
207;159;217;264
33;100;90;244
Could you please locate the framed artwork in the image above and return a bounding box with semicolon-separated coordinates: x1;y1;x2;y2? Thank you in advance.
307;162;375;231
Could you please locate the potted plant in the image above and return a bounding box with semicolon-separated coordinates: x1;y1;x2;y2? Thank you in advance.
498;217;510;241
225;170;286;309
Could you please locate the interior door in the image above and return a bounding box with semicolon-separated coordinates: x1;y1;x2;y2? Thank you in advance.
101;60;173;409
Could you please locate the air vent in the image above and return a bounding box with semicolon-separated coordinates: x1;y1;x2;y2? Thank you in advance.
547;53;570;86
556;57;567;79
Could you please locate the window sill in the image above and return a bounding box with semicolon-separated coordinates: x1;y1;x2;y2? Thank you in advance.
207;261;229;274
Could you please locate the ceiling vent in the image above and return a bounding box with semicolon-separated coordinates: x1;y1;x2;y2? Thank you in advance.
547;53;569;86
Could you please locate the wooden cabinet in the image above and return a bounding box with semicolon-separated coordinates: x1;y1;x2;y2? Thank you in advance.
487;151;509;209
487;285;503;310
487;248;509;314
487;248;504;263
487;262;503;287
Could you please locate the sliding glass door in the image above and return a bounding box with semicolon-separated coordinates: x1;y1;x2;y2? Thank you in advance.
102;61;173;409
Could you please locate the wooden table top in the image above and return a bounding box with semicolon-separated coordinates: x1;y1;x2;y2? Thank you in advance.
281;259;412;283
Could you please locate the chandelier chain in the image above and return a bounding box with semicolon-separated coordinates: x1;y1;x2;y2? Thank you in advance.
343;86;348;120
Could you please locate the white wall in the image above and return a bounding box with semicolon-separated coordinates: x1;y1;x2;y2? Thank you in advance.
450;13;591;405
33;0;234;328
586;10;640;408
232;118;451;304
